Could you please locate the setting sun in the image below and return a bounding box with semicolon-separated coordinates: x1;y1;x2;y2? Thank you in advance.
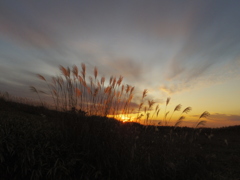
107;114;133;122
119;115;132;122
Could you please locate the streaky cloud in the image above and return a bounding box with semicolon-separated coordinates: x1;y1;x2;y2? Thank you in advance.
0;1;57;49
209;113;240;122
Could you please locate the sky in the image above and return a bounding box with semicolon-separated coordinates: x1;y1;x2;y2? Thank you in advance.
0;0;240;127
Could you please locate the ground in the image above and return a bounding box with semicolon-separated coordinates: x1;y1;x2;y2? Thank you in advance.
0;98;240;180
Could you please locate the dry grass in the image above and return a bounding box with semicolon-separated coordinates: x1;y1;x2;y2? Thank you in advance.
32;64;135;119
30;63;210;128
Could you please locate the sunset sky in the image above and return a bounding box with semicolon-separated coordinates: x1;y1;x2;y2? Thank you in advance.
1;0;240;127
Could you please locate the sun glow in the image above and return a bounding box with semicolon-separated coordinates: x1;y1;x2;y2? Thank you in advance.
107;114;134;122
119;115;131;122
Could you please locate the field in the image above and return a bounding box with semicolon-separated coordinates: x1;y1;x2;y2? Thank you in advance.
0;98;240;180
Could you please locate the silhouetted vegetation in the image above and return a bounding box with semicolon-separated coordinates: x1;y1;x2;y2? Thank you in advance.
31;63;209;128
0;96;240;180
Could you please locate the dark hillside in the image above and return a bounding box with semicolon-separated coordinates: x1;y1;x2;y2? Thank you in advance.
0;98;240;180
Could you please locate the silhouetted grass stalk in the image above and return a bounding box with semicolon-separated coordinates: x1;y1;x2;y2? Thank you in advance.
164;97;171;125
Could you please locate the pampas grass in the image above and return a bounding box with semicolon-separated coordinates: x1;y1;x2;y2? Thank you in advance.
29;86;44;106
164;97;171;125
31;64;137;120
182;106;192;114
31;63;210;128
167;104;182;125
174;115;185;129
195;111;210;128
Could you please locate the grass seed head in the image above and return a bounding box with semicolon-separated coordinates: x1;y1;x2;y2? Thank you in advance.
29;86;37;93
182;107;192;114
94;67;98;79
142;89;148;99
174;104;182;112
81;63;86;79
199;111;210;119
72;65;78;77
37;74;46;81
59;65;70;77
166;97;171;106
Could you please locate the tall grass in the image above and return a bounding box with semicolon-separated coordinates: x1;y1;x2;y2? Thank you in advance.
31;63;210;127
31;64;135;119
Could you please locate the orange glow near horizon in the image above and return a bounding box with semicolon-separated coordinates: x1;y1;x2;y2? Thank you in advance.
107;114;135;123
119;115;131;122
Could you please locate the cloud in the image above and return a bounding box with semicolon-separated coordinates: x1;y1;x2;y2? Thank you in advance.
160;57;240;95
205;113;240;127
156;1;240;95
209;113;240;122
91;57;145;84
179;113;240;128
0;1;57;49
1;0;240;101
161;47;240;94
159;84;186;95
0;75;35;99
